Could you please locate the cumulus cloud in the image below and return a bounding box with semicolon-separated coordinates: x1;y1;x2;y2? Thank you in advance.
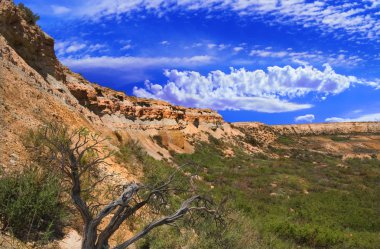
295;114;315;123
325;113;380;122
133;64;361;112
61;55;213;70
72;0;380;42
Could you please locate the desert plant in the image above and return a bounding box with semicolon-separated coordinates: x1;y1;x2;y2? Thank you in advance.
0;166;65;242
29;122;222;249
17;3;40;25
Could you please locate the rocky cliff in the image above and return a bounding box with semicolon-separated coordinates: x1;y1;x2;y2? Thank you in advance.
272;122;380;136
0;0;64;81
0;0;225;164
64;69;223;130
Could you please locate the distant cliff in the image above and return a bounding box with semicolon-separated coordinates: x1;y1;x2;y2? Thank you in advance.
272;122;380;136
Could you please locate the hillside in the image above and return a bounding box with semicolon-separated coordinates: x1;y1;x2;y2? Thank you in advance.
1;1;380;249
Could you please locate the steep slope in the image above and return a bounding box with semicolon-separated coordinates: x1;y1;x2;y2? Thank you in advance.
0;0;229;166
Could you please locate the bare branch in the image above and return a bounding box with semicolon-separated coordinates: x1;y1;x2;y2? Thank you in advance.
113;195;204;249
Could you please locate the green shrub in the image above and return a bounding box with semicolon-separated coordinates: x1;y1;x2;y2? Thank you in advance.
0;166;65;242
117;139;147;164
276;135;295;145
272;221;343;247
18;3;40;25
152;135;165;148
330;136;351;142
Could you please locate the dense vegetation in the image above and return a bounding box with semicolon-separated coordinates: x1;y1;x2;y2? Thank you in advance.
118;135;380;249
0;166;66;242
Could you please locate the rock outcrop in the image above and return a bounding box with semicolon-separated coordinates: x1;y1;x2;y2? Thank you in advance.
0;0;65;81
64;70;223;130
272;122;380;136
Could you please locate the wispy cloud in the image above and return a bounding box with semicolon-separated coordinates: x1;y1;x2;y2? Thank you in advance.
233;46;244;52
133;64;366;113
61;55;214;70
325;113;380;122
51;5;71;15
55;40;108;56
56;41;86;56
295;114;315;123
249;48;364;67
71;0;380;42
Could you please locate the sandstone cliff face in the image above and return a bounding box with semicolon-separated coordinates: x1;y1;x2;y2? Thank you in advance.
0;0;223;133
64;69;223;130
0;0;225;164
273;122;380;136
0;0;64;81
232;122;278;146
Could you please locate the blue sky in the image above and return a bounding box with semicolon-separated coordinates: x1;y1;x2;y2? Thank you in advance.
16;0;380;124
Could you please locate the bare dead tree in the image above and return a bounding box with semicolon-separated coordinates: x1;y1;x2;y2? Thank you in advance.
29;122;222;249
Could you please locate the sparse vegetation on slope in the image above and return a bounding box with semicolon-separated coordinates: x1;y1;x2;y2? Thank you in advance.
0;166;66;242
17;3;40;25
166;136;380;249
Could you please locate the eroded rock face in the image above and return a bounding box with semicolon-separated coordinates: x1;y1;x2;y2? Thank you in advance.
64;70;224;130
232;122;278;147
273;122;380;136
0;0;65;81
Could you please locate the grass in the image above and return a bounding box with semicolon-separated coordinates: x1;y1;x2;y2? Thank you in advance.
170;138;380;249
115;135;380;248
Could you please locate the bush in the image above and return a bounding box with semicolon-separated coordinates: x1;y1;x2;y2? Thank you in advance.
330;135;351;142
272;221;343;247
0;166;65;242
117;139;147;164
18;3;40;25
276;135;295;145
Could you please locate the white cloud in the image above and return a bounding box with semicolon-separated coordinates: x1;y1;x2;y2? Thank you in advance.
233;46;244;52
55;41;86;55
295;114;315;123
65;43;86;53
55;40;108;56
249;48;364;67
207;43;217;49
132;64;361;112
61;55;214;70
250;50;288;58
207;43;230;50
72;0;380;42
51;5;71;15
121;44;132;50
160;40;170;45
325;113;380;122
87;43;108;53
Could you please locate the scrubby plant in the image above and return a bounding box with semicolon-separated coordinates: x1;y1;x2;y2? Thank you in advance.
17;3;40;25
27;122;222;249
0;166;65;242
